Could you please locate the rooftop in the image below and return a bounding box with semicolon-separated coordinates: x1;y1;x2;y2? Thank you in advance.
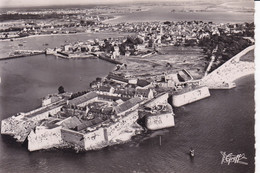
25;102;64;119
107;73;128;83
68;91;98;106
60;116;82;129
137;79;150;87
114;97;142;115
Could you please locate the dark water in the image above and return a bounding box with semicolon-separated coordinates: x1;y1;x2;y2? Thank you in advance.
0;55;115;118
0;53;255;173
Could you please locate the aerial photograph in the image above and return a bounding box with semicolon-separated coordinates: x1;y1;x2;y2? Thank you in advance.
0;0;256;172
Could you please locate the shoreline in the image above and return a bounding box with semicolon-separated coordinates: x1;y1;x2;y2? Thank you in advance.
231;69;255;83
0;30;131;43
233;72;254;84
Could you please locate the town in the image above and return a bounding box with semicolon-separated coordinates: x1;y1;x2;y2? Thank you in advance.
0;5;144;39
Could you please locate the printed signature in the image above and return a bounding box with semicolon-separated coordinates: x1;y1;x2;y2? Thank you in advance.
220;151;248;165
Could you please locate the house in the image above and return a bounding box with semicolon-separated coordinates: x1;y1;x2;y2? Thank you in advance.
64;44;71;52
114;88;135;98
107;73;128;84
42;94;63;107
136;44;146;51
136;79;151;89
67;92;98;108
96;86;115;95
76;117;107;131
112;46;120;59
26;105;63;121
114;97;142;116
125;51;131;57
56;116;82;130
128;78;138;85
177;69;193;82
135;89;154;99
164;73;180;87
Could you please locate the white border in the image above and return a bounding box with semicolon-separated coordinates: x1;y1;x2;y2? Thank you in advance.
255;1;259;173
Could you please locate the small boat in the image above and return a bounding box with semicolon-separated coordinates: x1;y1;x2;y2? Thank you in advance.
190;148;195;157
18;43;23;46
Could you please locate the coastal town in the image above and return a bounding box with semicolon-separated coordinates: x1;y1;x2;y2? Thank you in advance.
0;17;255;152
0;2;255;153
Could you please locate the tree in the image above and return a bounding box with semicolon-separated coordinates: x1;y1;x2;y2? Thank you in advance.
58;86;65;94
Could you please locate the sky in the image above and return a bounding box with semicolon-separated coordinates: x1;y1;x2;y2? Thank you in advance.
0;0;251;8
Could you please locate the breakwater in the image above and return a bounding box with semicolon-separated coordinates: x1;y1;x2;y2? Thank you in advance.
201;45;255;89
0;51;45;61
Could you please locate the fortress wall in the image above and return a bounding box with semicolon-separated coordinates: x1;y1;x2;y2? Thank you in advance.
28;126;63;151
105;110;139;141
61;128;85;147
146;113;175;130
84;128;107;150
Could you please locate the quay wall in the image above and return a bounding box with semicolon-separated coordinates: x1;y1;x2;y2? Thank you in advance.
146;113;175;130
201;45;255;89
171;86;210;107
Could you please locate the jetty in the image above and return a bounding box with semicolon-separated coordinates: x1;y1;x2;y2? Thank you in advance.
0;50;45;61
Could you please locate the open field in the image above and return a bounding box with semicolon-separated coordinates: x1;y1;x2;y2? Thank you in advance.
117;46;207;80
